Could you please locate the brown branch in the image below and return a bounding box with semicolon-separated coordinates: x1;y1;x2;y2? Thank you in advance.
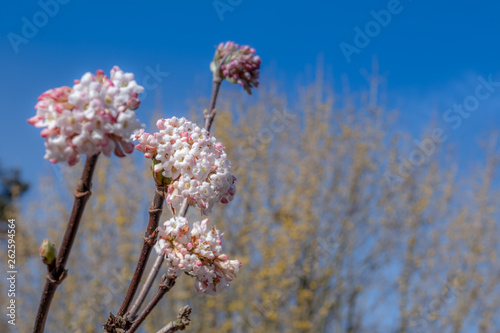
127;275;177;333
156;305;192;333
128;200;189;320
33;153;100;333
204;77;222;132
116;185;166;317
127;246;163;319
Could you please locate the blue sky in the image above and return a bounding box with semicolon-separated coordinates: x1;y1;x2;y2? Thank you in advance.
1;0;499;183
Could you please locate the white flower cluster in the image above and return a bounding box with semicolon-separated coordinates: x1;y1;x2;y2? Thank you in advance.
134;117;236;215
28;66;144;165
154;216;241;295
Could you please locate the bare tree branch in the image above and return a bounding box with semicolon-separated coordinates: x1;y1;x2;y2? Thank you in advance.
126;275;177;333
33;153;100;333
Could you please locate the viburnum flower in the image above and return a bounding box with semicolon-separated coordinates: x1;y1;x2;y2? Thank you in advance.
133;117;236;215
28;66;144;166
154;216;241;295
210;41;261;94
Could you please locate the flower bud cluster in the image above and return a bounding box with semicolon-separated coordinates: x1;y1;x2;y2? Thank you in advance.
210;41;261;94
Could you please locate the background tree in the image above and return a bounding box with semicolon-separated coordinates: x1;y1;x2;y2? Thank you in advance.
0;161;29;233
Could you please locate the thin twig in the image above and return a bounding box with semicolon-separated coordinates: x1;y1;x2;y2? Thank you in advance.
127;275;177;333
127;246;163;318
117;185;166;317
33;153;100;333
204;77;223;131
156;305;192;333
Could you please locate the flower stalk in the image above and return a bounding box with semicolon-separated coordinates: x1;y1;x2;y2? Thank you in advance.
33;153;99;333
116;185;166;317
126;275;177;333
105;42;260;331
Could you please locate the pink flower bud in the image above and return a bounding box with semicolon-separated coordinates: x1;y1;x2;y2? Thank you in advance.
210;41;261;94
27;115;41;126
96;69;104;81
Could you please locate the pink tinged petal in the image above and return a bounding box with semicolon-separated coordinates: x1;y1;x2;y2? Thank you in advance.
40;128;57;138
174;249;183;260
67;155;78;166
127;97;140;110
194;280;205;293
120;140;135;154
114;141;126;157
27;116;42;126
156;119;166;130
154;163;163;173
103;139;116;157
35;101;47;109
96;69;104;81
54;103;65;113
145;145;157;153
135;143;145;153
